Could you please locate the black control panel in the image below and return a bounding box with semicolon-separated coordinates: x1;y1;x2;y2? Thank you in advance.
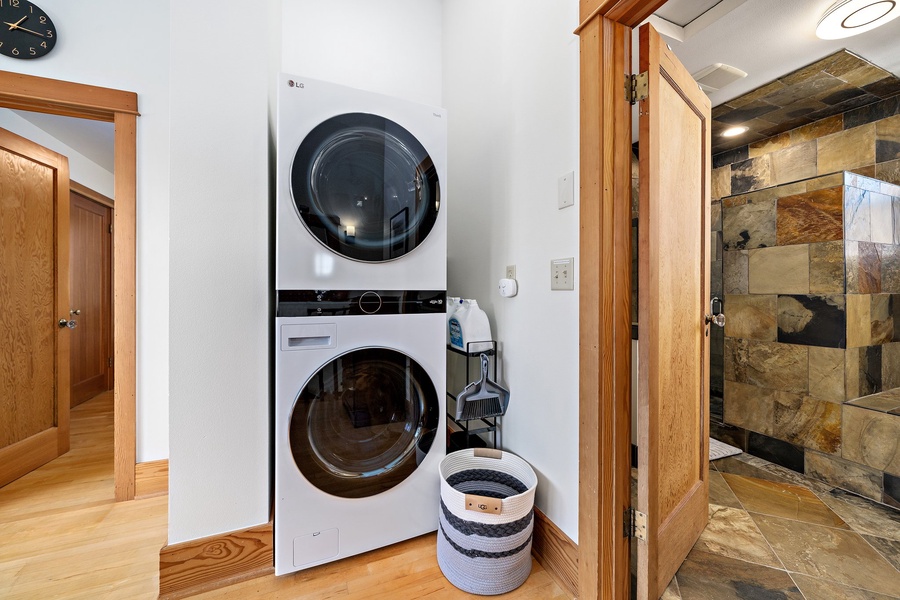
277;290;446;317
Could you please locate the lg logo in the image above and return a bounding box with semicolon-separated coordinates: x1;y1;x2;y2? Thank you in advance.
287;80;305;89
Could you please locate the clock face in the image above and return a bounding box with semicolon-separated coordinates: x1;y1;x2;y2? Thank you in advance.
0;0;56;59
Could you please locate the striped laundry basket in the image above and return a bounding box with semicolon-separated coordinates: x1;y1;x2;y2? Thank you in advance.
437;448;538;595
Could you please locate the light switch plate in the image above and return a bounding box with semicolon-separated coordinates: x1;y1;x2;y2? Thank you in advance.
551;257;574;290
558;171;574;209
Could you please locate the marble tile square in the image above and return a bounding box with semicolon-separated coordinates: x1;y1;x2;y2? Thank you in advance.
773;394;842;454
808;346;846;403
846;241;882;294
809;241;845;294
709;470;743;509
692;505;783;569
777;294;846;349
805;451;884;501
844;186;872;242
862;535;900;571
879;244;900;293
881;342;900;390
818;123;876;175
806;172;844;192
748;431;807;473
791;573;899;600
723;250;749;294
844;95;900;129
776;186;843;246
713;145;749;170
875;113;900;164
846;393;900;413
674;549;803;600
725;338;809;393
724;294;777;341
842;405;900;476
771;140;817;186
732;155;775;195
723;197;777;250
748;132;790;158
724;380;777;436
748;245;810;294
878;158;900;187
795;115;844;145
871;293;894;345
845;171;884;191
870;191;895;244
885;473;900;509
712;166;731;200
819;487;900;541
751;513;899;597
724;473;846;527
713;453;817;489
845;345;883;400
846;295;873;348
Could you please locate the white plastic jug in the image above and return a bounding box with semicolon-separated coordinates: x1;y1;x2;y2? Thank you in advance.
446;297;463;345
449;299;492;353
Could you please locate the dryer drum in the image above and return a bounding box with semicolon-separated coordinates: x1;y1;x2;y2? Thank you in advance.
291;113;440;263
289;347;439;499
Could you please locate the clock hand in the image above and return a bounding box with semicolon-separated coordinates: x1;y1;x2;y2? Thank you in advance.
10;24;45;37
4;16;27;30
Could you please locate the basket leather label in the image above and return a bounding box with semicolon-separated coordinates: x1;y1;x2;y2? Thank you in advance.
473;448;502;459
465;494;502;515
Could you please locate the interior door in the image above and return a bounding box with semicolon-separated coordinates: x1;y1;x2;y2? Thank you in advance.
0;127;71;488
70;189;113;406
636;23;711;599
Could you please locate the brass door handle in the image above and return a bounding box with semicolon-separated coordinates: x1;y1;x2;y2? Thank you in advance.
59;319;77;329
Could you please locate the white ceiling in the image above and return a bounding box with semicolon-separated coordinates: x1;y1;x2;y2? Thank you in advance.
10;109;115;172
648;0;900;108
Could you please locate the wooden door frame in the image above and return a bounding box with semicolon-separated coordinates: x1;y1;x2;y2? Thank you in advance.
575;2;669;599
0;70;139;502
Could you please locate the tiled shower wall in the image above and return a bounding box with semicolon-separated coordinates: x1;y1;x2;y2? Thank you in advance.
710;95;900;508
717;172;900;509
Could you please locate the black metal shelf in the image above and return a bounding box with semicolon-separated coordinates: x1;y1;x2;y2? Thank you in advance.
446;340;499;450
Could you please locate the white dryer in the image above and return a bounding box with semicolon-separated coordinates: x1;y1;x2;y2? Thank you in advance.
274;290;446;576
276;74;447;291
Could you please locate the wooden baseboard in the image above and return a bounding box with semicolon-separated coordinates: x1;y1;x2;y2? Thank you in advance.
532;506;579;598
158;521;273;600
135;459;168;499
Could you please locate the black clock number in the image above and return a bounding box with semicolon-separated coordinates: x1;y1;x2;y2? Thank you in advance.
0;0;56;60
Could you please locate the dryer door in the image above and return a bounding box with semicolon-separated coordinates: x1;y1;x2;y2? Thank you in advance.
289;347;439;498
290;113;440;263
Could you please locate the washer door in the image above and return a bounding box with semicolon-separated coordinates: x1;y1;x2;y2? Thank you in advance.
290;113;440;262
289;347;439;498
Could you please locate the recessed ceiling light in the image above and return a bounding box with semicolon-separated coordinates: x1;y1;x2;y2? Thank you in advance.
722;126;749;137
816;0;900;39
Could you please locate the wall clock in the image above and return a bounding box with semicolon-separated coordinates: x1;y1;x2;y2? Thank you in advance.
0;0;56;59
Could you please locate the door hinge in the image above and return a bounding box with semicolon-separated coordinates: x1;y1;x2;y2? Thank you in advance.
627;71;649;105
109;223;113;234
108;357;113;368
625;507;648;541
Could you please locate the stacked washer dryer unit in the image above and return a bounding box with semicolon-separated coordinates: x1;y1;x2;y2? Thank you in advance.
275;74;447;576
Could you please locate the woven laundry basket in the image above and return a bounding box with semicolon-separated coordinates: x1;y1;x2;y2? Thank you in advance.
437;448;538;595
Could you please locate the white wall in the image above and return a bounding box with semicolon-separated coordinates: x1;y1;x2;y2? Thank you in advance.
1;0;171;461
442;0;581;541
0;110;114;197
166;0;274;544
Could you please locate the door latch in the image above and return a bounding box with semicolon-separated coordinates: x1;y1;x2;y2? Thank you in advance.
58;319;77;329
705;296;725;327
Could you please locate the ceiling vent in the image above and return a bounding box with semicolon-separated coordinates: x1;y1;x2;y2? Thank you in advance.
692;63;748;92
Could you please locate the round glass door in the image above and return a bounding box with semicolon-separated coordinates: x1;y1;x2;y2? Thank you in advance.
289;347;439;498
290;113;440;262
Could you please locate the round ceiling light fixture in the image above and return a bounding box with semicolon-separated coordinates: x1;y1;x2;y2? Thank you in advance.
816;0;900;39
722;126;749;137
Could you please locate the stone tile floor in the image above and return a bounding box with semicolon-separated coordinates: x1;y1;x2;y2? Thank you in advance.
633;451;900;599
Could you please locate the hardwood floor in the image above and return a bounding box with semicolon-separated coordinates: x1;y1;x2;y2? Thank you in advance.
0;392;570;599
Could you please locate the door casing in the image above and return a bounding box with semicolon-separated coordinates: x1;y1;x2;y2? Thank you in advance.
0;70;139;501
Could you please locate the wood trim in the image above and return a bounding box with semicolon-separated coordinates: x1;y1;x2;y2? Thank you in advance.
0;70;139;503
135;459;168;499
113;111;137;502
71;180;114;208
532;507;578;598
158;521;274;600
578;0;672;31
0;428;59;488
577;13;634;600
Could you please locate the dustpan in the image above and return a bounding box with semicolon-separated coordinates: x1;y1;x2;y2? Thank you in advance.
455;353;510;421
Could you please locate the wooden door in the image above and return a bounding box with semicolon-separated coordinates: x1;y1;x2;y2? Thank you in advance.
70;189;112;406
636;23;711;599
0;127;71;488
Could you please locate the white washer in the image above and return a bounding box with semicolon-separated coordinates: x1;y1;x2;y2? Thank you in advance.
274;291;446;576
276;74;447;291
